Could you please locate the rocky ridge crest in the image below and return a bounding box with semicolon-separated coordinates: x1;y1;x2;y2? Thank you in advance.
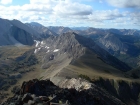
1;79;125;105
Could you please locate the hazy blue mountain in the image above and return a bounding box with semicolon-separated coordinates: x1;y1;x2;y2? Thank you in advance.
48;26;72;34
70;27;89;30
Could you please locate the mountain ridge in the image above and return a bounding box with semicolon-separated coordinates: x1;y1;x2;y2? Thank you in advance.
32;32;131;81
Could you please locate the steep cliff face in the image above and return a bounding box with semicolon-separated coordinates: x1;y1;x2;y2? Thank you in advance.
94;78;140;105
97;33;128;54
10;19;40;39
0;18;40;46
0;18;19;45
10;26;34;45
0;25;34;46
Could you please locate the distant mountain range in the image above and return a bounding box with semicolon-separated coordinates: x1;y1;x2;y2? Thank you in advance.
48;26;72;34
70;27;89;30
0;18;140;68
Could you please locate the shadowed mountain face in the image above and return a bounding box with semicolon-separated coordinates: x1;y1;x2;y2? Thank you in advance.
0;18;40;46
10;19;40;39
10;26;34;45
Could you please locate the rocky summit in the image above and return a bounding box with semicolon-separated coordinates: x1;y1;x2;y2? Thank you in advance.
1;79;125;105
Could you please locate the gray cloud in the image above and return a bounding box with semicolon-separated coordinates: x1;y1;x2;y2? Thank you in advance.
130;12;140;25
106;0;140;8
21;4;53;14
88;9;123;22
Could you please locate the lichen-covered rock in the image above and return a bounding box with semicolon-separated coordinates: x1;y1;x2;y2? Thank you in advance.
51;77;92;91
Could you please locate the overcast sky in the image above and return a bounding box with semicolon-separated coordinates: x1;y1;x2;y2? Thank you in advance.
0;0;140;29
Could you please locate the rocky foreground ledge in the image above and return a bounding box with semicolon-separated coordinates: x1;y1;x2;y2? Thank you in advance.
1;79;125;105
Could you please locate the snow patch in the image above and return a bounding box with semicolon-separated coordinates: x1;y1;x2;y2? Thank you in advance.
34;49;37;54
46;50;50;53
34;40;40;47
53;49;59;52
45;46;50;49
41;41;44;45
34;47;41;54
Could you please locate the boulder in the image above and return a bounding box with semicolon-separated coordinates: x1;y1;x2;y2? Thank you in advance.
22;93;33;103
28;100;35;105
